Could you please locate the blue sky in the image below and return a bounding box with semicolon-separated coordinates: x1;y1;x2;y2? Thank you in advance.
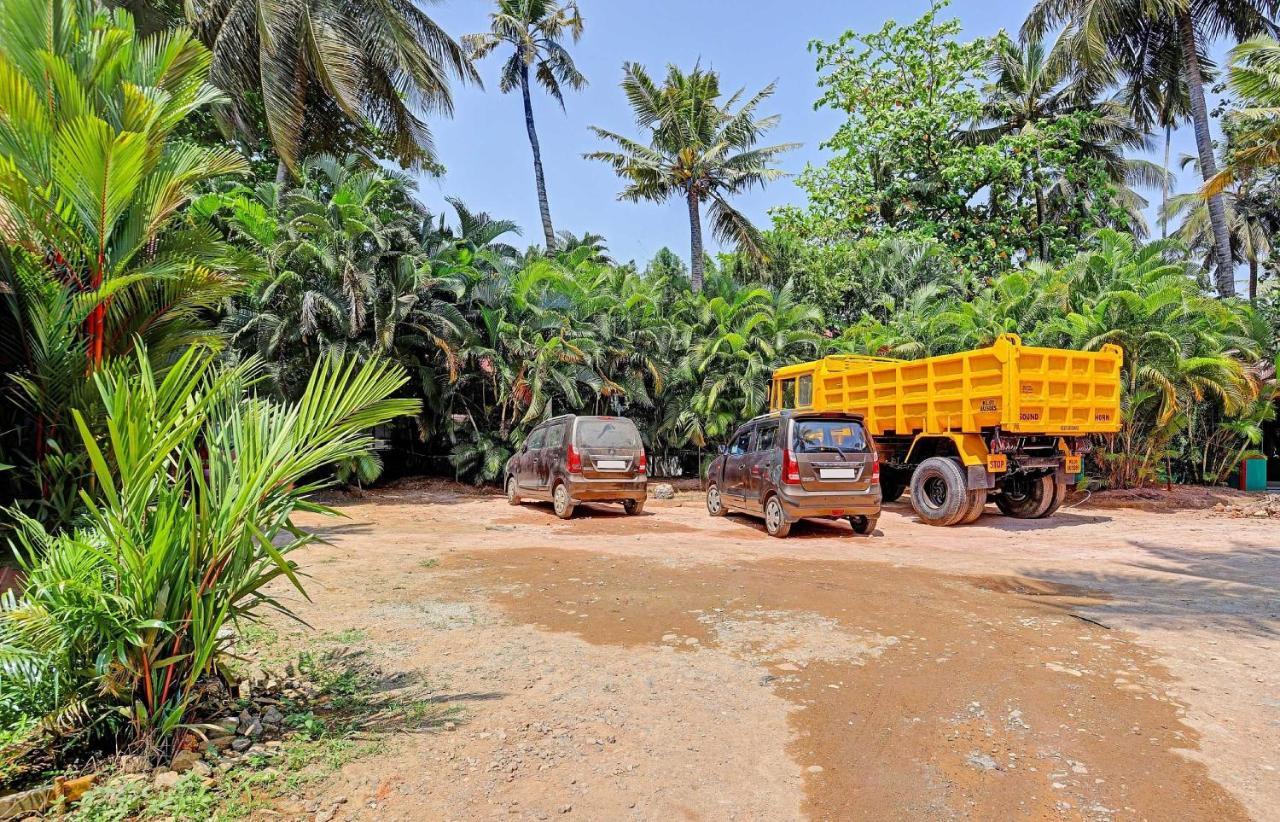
420;0;1224;268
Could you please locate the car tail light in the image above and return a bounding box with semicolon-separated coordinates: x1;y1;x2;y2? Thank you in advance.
871;455;880;484
782;450;801;485
567;444;582;473
637;450;647;473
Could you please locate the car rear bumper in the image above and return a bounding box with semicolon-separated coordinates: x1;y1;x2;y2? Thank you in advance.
777;487;880;520
567;475;647;503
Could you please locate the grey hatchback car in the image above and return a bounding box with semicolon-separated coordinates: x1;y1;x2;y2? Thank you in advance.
504;415;647;519
705;411;881;537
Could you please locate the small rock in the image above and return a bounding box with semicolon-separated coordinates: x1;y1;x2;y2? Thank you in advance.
237;680;252;700
558;804;573;814
119;754;150;774
190;761;213;779
231;736;253;753
806;765;824;774
967;752;999;772
683;637;699;646
171;750;203;773
263;706;285;726
485;525;518;532
652;483;676;500
153;770;181;790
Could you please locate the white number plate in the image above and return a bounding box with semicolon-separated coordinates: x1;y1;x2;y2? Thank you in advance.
819;468;861;480
595;459;628;470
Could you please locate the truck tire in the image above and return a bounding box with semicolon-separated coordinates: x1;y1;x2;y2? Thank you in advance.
879;468;908;503
959;489;987;524
910;457;969;527
1035;476;1068;518
996;474;1054;518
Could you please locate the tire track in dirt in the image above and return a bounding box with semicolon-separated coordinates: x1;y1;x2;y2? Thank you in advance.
454;548;1248;820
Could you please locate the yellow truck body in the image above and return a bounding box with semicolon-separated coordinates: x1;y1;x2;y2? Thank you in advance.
769;334;1124;526
770;334;1122;436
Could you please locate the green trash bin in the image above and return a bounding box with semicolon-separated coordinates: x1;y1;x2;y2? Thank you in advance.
1239;456;1268;492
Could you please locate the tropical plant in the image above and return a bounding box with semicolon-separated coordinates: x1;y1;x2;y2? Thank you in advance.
0;347;419;765
464;1;586;250
1023;0;1280;297
587;63;799;292
1210;36;1280;192
186;0;478;175
0;0;249;527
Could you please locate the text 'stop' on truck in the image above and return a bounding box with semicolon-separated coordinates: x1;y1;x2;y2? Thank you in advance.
770;333;1123;527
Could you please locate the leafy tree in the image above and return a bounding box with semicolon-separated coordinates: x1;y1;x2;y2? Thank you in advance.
1023;0;1280;297
779;3;1131;277
644;247;689;280
187;0;478;176
0;0;248;526
1210;36;1280;190
464;1;587;250
587;63;798;292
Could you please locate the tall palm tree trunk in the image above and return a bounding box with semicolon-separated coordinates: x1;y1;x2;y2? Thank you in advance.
1249;257;1258;302
687;188;705;293
1161;124;1171;240
1177;11;1235;297
519;63;556;251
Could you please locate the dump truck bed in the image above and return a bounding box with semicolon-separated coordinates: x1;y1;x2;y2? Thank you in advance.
771;334;1123;437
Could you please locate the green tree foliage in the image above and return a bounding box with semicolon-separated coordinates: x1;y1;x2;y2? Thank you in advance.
778;3;1132;277
587;63;798;292
186;0;478;175
0;0;249;525
464;1;587;250
0;348;418;763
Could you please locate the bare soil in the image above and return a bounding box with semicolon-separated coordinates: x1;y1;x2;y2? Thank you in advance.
259;484;1279;821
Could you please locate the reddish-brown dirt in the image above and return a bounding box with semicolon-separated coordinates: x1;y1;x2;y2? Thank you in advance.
262;485;1279;821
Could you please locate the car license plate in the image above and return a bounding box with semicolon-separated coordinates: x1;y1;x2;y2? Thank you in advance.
595;459;627;470
819;468;860;480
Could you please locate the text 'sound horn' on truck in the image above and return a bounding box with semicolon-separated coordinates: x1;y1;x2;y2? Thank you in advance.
770;334;1123;526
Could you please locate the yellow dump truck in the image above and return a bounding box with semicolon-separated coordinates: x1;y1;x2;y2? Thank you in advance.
770;334;1123;526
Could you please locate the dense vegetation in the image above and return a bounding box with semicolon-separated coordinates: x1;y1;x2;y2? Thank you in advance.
0;0;1278;783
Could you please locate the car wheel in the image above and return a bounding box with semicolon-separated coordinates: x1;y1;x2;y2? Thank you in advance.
848;514;878;535
623;499;644;516
506;476;521;506
764;495;791;538
909;457;969;527
706;483;726;517
552;482;575;520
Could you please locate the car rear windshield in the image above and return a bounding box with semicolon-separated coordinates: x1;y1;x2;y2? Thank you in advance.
792;419;869;453
575;418;641;449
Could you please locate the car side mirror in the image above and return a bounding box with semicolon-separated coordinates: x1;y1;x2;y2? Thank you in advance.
718;444;727;455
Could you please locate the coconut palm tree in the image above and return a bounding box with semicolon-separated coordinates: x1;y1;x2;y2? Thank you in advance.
188;0;478;177
587;63;799;293
464;1;587;251
969;35;1165;256
1023;0;1280;297
1210;36;1280;189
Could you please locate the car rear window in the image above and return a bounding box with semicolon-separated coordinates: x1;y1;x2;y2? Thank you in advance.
575;418;641;448
792;419;869;453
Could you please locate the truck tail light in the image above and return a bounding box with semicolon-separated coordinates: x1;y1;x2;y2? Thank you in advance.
567;444;582;473
782;450;801;485
637;450;647;473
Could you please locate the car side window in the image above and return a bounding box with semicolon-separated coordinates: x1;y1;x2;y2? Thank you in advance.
526;427;546;450
729;428;753;457
754;424;778;452
542;423;565;449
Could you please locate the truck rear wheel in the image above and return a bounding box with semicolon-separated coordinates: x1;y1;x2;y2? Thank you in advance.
910;457;969;527
879;468;908;503
959;489;987;524
996;474;1055;518
1035;476;1068;518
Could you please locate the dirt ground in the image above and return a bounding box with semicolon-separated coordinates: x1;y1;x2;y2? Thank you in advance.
263;482;1280;821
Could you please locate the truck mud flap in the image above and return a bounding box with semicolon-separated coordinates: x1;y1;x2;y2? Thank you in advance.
966;464;996;490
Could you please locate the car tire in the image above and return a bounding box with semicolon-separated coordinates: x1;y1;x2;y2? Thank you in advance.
764;495;791;538
879;468;908;503
623;499;644;516
705;483;726;517
506;476;521;506
959;489;987;524
909;457;969;527
995;474;1054;518
552;482;576;520
848;515;878;535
